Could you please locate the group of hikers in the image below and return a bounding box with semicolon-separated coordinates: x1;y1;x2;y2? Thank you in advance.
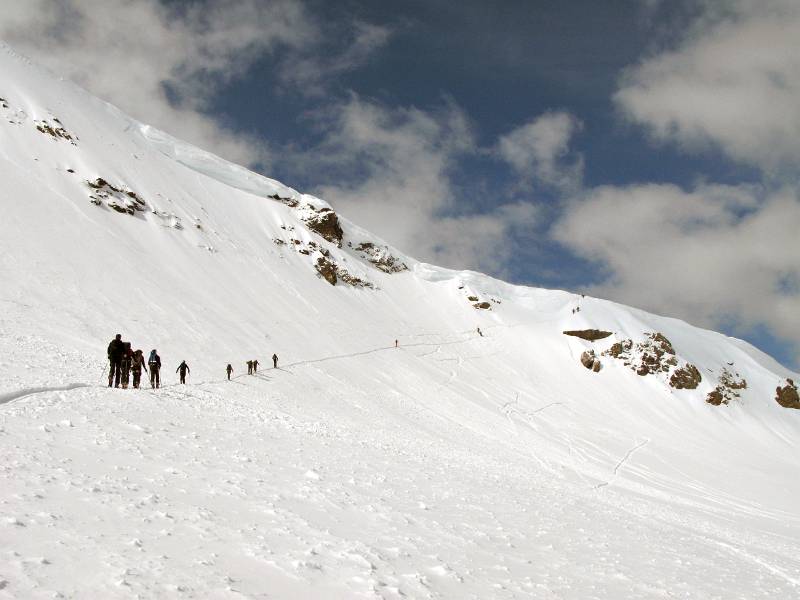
228;354;278;380
106;334;166;389
107;334;278;388
108;325;491;389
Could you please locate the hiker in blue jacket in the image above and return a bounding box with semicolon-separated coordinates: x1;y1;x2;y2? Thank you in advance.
148;349;162;389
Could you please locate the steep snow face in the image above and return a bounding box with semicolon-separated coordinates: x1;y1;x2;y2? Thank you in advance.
1;42;799;598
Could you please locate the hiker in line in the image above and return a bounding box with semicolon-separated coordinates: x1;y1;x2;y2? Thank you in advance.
395;339;398;348
120;343;133;389
148;349;162;389
253;359;259;374
576;306;581;312
477;327;483;337
131;349;147;389
226;364;233;380
247;360;253;375
176;360;190;384
107;333;124;388
272;353;278;368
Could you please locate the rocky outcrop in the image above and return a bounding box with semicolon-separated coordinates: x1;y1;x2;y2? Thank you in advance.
1;96;26;125
315;257;338;285
315;256;373;288
669;364;702;390
87;178;145;215
580;350;602;372
563;329;613;341
35;117;76;144
304;208;344;247
705;368;747;406
473;302;491;310
267;193;299;208
775;379;800;409
603;332;706;391
603;332;677;376
354;242;408;273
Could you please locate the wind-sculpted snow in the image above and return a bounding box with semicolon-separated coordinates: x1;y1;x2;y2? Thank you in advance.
1;44;799;598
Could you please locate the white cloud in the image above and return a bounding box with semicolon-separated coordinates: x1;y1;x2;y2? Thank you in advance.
279;21;392;96
615;0;800;173
0;0;316;167
552;182;800;359
306;95;538;274
497;111;583;193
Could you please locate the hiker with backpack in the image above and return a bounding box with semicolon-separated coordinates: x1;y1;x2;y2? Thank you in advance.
252;359;259;374
107;334;124;388
120;343;133;389
148;349;161;389
272;353;278;368
131;349;147;389
247;360;253;375
226;364;233;380
176;360;190;384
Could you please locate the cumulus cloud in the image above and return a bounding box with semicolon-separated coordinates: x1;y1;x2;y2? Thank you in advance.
552;183;800;359
497;111;583;193
615;0;800;173
305;95;538;274
0;0;349;167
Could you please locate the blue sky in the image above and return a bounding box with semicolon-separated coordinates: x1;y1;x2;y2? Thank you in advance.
3;0;798;368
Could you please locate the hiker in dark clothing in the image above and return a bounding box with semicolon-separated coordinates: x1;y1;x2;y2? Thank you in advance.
120;343;133;389
477;327;483;337
131;349;147;389
252;359;259;374
272;353;278;368
247;360;253;375
107;334;124;388
226;364;233;380
395;339;398;347
148;349;161;389
176;360;190;384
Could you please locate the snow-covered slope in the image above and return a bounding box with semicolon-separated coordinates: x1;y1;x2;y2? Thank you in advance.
1;42;799;599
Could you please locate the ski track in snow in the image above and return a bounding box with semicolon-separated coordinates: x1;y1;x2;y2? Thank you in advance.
594;439;651;489
0;383;91;406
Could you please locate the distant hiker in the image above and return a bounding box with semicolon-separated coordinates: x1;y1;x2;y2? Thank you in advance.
395;339;398;348
226;364;233;380
272;353;278;368
107;333;124;388
252;359;259;374
477;327;483;337
571;308;575;314
247;360;253;375
176;360;190;384
148;349;162;389
576;306;581;313
120;343;132;389
131;349;147;389
581;294;585;298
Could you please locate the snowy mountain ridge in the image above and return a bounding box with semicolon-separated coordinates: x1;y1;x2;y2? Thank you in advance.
1;41;799;599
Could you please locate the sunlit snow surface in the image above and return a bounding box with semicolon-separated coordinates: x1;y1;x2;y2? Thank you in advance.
1;42;799;598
